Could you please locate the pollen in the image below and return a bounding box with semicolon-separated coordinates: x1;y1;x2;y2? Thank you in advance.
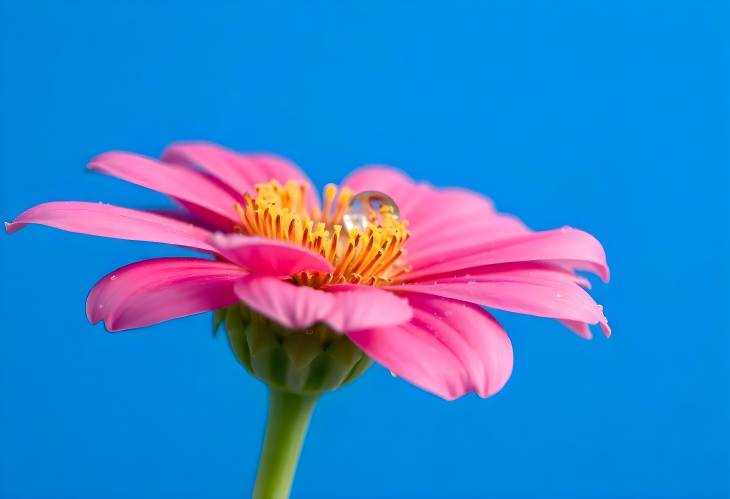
234;180;410;286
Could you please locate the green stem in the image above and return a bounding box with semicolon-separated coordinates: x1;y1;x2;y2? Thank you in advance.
253;389;318;499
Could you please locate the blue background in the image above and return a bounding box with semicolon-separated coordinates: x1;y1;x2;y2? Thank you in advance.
1;1;728;498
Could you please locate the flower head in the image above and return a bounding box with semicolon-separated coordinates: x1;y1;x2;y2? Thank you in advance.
6;142;609;399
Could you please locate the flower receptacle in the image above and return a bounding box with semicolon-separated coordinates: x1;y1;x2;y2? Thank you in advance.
220;305;372;394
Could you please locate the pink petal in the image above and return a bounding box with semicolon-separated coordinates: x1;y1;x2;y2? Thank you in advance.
403;227;610;283
173;200;240;232
342;165;530;265
347;294;513;400
248;153;320;209
87;258;247;331
404;213;529;257
209;233;333;275
233;276;412;332
405;261;592;289
559;320;594;339
5;201;216;253
342;167;608;288
162;142;320;210
389;275;609;335
398;262;602;338
341;166;431;215
324;284;413;332
88;152;241;227
342;166;495;225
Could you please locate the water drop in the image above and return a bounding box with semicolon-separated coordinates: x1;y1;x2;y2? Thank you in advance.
389;370;397;378
444;310;453;317
342;191;400;233
110;274;117;281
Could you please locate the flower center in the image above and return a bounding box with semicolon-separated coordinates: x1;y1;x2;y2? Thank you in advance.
235;180;410;287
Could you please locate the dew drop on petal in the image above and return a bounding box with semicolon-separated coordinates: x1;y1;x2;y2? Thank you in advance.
389;370;397;378
110;274;117;281
343;191;400;233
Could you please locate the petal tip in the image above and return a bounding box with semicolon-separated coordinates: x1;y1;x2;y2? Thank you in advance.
4;219;25;234
87;151;118;169
601;321;612;337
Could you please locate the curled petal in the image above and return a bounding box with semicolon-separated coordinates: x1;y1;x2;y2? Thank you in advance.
233;276;412;332
209;233;333;275
87;258;247;331
396;262;604;338
347;294;513;400
404;227;610;283
559;319;594;339
405;261;592;288
389;277;608;335
5;201;216;253
89;152;240;225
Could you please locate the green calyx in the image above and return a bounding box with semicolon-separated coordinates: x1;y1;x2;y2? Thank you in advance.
216;305;372;394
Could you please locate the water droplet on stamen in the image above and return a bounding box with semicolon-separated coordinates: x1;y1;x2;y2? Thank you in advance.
343;191;400;233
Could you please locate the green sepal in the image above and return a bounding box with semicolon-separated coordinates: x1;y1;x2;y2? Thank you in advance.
223;304;372;395
212;308;227;336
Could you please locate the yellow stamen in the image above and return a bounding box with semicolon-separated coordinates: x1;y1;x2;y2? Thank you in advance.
235;181;410;287
322;183;337;224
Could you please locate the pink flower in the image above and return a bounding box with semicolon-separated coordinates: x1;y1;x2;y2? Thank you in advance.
6;142;609;400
